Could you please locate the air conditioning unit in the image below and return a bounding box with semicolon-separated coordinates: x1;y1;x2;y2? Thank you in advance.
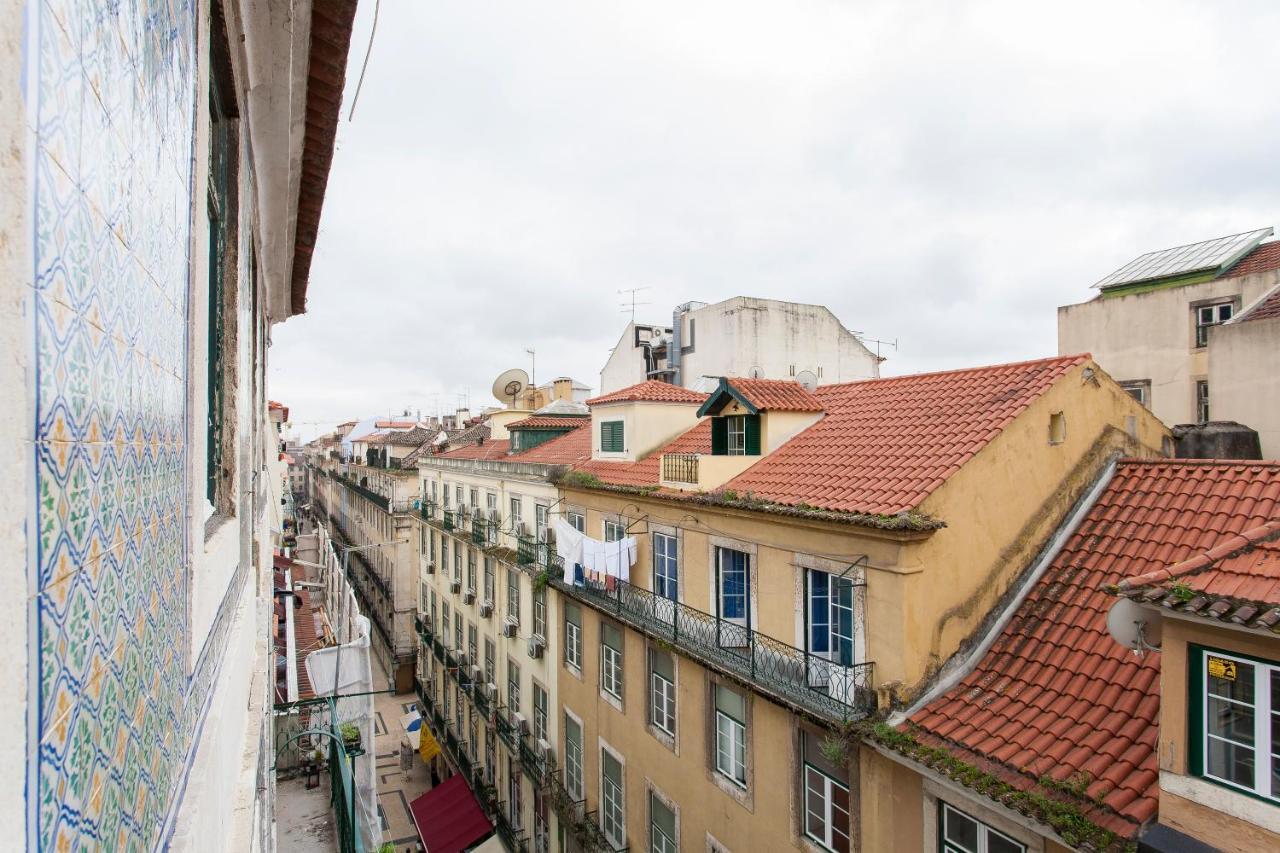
456;652;469;669
537;738;554;767
512;712;528;735
449;579;461;594
484;681;498;701
502;618;518;638
463;588;476;605
479;600;493;618
527;635;545;659
471;665;484;682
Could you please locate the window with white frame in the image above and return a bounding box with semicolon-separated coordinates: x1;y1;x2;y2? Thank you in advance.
565;714;584;800
807;569;856;667
714;684;747;787
533;683;548;742
1119;380;1151;408
442;602;450;642
455;484;463;507
534;789;550;853
484;556;495;605
443;482;450;507
939;801;1025;853
601;748;626;847
1194;648;1280;802
469;487;478;508
604;519;626;542
506;568;521;623
1196;380;1211;424
534;585;546;637
727;415;746;455
507;658;521;714
649;648;676;737
485;637;496;685
650;791;677;853
568;511;585;533
536;504;548;538
467;548;477;591
509;756;522;829
601;622;624;700
468;624;478;669
802;731;850;852
565;603;582;671
454;547;462;582
653;532;678;600
1195;300;1234;347
441;538;449;575
510;496;522;531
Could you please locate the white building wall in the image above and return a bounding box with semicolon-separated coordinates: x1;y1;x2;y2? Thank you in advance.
1210;316;1280;458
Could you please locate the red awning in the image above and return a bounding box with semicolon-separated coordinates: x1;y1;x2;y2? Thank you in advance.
409;775;493;853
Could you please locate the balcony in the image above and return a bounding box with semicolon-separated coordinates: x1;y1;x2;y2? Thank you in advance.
443;509;455;531
551;569;875;722
333;472;390;511
420;499;436;521
415;614;433;644
660;452;698;485
471;516;486;546
546;772;616;853
516;535;537;566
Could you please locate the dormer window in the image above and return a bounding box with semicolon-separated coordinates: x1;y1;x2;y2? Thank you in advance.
711;414;759;456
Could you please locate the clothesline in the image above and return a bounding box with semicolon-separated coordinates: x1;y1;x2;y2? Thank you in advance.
553;518;636;589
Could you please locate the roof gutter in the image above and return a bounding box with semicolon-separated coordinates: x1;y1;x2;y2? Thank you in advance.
890;457;1119;725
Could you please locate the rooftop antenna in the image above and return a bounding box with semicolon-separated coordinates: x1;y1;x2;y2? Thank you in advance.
618;287;651;324
525;348;536;388
853;332;899;362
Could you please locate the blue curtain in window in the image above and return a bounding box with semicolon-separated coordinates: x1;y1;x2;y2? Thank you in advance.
720;549;748;620
654;534;678;600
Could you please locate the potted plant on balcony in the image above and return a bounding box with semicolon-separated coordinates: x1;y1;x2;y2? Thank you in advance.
340;722;362;752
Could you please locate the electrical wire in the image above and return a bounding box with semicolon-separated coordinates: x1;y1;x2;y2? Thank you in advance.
347;0;381;121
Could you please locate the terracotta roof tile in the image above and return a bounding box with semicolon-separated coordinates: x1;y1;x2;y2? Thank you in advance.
586;380;708;406
437;440;512;461
575;420;713;487
1237;282;1280;323
511;425;593;466
721;378;825;412
506;415;590;430
907;458;1280;841
1221;240;1280;280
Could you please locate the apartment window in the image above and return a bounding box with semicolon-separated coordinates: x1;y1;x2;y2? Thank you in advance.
467;549;477;592
802;731;850;852
604;519;626;543
507;659;521;714
1196;380;1211;424
716;547;751;645
430;480;438;504
564;603;582;671
650;792;678;853
483;556;495;605
454;548;462;583
468;625;478;670
568;511;586;533
1119;380;1151;408
534;790;550;853
939;801;1025;853
1048;411;1066;445
485;638;496;685
470;715;480;763
455;620;463;657
600;420;625;453
509;757;522;829
443;483;450;508
429;530;437;562
533;585;547;638
487;492;497;512
601;622;624;700
507;569;521;623
469;487;478;508
714;684;747;788
430;593;437;632
728;415;746;454
441;539;449;576
1191;647;1280;802
712;414;760;456
653;532;678;600
536;504;548;538
601;748;626;847
510;497;522;532
442;603;451;641
1195;300;1234;347
533;683;548;742
564;715;584;799
807;570;856;667
455;484;463;507
649;648;676;737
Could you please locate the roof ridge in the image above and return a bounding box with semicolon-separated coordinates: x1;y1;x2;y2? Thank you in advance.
814;353;1090;392
1115;520;1280;590
1116;457;1280;469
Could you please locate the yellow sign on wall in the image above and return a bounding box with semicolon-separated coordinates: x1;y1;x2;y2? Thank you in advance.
1207;656;1237;681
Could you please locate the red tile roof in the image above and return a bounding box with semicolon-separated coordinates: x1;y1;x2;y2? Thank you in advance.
1238;283;1280;323
374;420;418;429
576;420;713;487
437;439;511;461
1113;519;1280;632
506;415;590;430
908;459;1280;841
586;380;708;406
726;355;1089;515
721;378;824;412
1221;239;1280;280
512;424;593;465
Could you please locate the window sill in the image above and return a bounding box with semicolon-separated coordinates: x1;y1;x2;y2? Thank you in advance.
1161;770;1280;834
711;771;752;810
599;689;623;714
648;723;677;754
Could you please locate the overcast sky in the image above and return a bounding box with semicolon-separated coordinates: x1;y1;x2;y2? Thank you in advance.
270;0;1280;440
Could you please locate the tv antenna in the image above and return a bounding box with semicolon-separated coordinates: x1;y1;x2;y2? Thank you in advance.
619;287;652;323
853;332;899;362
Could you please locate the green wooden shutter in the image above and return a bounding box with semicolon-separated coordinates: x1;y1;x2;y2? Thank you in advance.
711;417;727;455
744;415;761;455
601;421;624;452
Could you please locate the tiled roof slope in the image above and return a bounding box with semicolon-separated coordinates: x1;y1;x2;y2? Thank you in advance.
1113;518;1280;633
437;439;512;461
1221;240;1280;280
384;426;433;446
908;459;1280;841
576;420;713;487
1237;283;1280;323
726;378;824;412
586;380;707;406
726;355;1089;515
507;415;589;430
512;424;593;466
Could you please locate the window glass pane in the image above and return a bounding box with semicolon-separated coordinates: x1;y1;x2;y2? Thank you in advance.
988;833;1024;853
651;793;676;836
1208;696;1255;745
943;805;979;851
651;648;674;681
566;602;581;627
1207;736;1255;787
1208;658;1255;703
603;623;621;650
715;684;745;721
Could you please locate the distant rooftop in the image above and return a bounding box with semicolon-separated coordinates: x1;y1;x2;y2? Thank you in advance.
1094;227;1274;291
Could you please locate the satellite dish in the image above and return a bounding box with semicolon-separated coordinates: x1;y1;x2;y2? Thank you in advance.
795;370;818;392
492;368;530;407
748;365;765;379
1106;598;1162;652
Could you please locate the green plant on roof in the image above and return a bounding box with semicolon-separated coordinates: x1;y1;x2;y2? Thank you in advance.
1170;580;1195;602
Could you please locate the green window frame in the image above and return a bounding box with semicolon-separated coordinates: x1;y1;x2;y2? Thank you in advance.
711;414;761;456
601;420;625;453
1188;644;1280;803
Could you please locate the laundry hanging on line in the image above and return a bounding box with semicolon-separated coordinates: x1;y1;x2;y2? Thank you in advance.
554;519;635;586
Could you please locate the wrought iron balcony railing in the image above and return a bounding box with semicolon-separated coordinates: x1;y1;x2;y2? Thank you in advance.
443;509;455;531
661;452;699;485
545;772;615;853
550;568;875;723
516;535;537;566
333;472;390;511
472;517;486;546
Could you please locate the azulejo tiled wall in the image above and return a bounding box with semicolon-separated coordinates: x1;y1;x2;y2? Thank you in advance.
30;1;204;849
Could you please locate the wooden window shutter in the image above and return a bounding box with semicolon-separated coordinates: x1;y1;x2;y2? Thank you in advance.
711;417;727;455
744;415;761;455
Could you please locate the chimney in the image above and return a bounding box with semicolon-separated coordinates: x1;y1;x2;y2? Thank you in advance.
1171;421;1262;460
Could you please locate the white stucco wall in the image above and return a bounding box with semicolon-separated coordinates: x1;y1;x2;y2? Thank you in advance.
1210;316;1280;458
1058;272;1277;429
590;400;703;462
